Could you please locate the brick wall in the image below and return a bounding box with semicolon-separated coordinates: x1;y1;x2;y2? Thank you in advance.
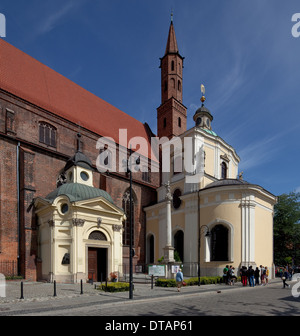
0;90;158;280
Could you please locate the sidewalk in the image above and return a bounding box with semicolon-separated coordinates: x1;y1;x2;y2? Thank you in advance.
0;278;283;306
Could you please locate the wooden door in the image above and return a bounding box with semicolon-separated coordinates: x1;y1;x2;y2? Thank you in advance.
88;248;98;281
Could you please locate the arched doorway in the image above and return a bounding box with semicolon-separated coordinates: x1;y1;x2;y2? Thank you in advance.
174;230;184;262
88;231;108;282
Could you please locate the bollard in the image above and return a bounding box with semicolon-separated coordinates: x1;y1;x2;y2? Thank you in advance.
151;275;154;289
80;279;83;295
53;280;57;297
105;278;108;292
20;281;24;299
100;273;103;285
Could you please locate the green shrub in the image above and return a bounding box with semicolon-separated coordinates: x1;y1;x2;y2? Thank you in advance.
155;276;227;287
5;276;23;281
155;278;176;287
97;282;130;292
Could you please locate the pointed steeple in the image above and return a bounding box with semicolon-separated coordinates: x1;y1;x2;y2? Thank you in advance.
157;16;187;139
165;19;179;55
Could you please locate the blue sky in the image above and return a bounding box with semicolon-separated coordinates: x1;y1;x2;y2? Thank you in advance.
1;0;300;197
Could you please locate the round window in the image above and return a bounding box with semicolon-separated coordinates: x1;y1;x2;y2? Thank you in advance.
61;203;69;214
172;189;182;209
80;171;89;181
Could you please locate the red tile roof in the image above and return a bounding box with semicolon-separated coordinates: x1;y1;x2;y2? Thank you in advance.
0;39;156;160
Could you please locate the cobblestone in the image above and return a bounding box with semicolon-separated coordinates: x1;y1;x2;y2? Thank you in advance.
0;278;299;316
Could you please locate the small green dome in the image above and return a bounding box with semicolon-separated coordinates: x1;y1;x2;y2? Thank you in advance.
45;183;114;204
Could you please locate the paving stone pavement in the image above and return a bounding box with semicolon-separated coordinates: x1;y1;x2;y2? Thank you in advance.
0;278;299;317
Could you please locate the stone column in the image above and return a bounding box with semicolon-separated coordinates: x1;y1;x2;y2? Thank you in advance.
163;182;174;264
241;194;256;268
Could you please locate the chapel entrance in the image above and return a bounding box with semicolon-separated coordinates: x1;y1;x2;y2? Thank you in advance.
88;247;107;282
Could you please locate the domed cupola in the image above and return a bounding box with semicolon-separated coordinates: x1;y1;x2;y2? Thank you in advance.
193;85;213;130
64;133;94;187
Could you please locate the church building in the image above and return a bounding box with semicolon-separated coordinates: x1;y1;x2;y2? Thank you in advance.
146;19;277;277
0;17;276;282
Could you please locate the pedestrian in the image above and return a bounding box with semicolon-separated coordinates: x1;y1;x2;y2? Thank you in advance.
241;266;248;286
227;266;233;285
254;267;260;286
265;266;269;285
248;266;255;287
223;265;229;285
282;268;290;289
260;265;265;286
176;268;183;292
230;267;237;285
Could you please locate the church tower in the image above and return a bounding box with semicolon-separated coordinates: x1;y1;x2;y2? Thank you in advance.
157;16;187;139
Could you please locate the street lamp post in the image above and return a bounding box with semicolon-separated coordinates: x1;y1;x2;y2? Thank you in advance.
198;225;211;286
124;146;140;300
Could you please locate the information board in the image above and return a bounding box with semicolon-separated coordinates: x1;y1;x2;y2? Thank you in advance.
148;265;165;276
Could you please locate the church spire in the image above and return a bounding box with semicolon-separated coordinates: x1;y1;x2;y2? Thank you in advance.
165;13;179;55
157;17;187;139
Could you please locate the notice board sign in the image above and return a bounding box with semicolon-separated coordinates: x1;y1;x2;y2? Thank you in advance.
148;265;165;277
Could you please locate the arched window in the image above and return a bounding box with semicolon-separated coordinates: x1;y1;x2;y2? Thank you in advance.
171;78;175;88
211;225;228;261
178;117;181;128
163;117;167;128
122;189;136;246
171;60;175;71
178;80;181;92
221;162;227;179
99;147;112;170
39;122;56;147
88;231;107;241
172;188;182;209
174;230;184;262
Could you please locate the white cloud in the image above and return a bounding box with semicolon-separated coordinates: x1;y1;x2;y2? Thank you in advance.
37;2;75;35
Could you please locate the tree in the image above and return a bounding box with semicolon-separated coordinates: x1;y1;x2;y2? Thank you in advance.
273;192;300;267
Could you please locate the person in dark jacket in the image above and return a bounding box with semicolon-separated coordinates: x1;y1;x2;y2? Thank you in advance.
240;266;248;286
254;267;260;286
282;268;290;289
248;266;255;287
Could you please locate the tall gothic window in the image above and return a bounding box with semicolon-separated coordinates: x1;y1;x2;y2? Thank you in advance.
174;230;184;262
122;189;135;246
147;234;154;264
211;224;228;261
39;122;56;148
221;162;227;179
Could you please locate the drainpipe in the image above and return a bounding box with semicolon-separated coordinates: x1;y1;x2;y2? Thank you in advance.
16;141;20;276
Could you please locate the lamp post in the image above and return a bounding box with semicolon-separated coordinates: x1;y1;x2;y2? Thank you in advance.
198;225;211;286
124;146;140;300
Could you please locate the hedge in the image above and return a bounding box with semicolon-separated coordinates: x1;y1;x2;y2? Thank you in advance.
97;282;130;292
155;276;241;287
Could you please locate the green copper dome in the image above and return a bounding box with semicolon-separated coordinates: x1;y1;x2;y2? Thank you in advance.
45;183;114;204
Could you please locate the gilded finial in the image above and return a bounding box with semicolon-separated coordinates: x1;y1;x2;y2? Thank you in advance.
200;84;206;104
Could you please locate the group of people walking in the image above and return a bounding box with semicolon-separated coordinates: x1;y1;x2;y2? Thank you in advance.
223;265;269;287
